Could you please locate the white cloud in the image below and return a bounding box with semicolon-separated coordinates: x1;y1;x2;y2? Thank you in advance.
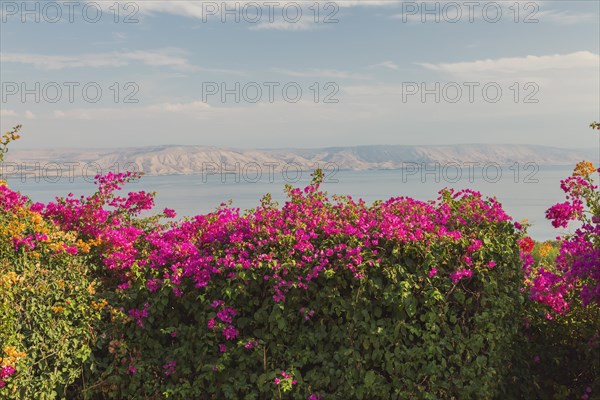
418;51;600;77
24;110;36;120
368;61;400;70
536;9;598;25
129;0;400;21
273;68;372;80
112;32;128;41
334;0;401;8
1;48;191;70
51;101;212;121
131;1;206;19
249;18;320;31
148;101;212;115
1;48;243;74
132;1;340;31
50;108;121;121
0;109;18;117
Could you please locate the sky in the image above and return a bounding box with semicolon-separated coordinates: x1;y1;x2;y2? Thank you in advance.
1;0;599;149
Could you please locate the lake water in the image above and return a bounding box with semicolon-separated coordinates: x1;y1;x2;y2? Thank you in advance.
5;166;580;241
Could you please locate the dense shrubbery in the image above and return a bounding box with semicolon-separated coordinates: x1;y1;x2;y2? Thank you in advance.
80;173;525;399
1;126;102;398
2;160;526;399
512;151;600;399
0;123;599;399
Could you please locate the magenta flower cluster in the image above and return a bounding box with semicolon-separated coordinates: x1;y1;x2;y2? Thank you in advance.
274;370;297;386
135;184;512;310
525;165;600;312
0;366;16;388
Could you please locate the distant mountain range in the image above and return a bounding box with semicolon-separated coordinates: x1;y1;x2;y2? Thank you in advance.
3;144;596;177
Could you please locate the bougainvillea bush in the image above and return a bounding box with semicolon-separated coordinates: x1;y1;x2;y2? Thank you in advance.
49;168;523;400
511;155;600;400
1;126;103;399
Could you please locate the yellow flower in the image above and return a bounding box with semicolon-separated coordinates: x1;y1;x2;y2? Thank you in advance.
538;242;553;257
77;239;92;253
91;299;108;310
63;231;77;242
1;346;26;367
52;306;64;313
573;160;596;177
0;272;20;288
49;242;66;253
31;212;43;226
87;237;103;248
87;282;96;295
0;179;6;187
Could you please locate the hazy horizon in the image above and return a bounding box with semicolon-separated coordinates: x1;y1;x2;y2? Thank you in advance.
4;141;597;152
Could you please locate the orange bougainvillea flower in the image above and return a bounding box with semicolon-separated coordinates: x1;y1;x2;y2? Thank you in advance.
1;346;26;367
538;242;553;257
573;161;596;177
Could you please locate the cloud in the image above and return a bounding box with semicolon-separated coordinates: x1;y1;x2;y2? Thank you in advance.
1;48;191;70
131;0;400;21
147;101;212;115
131;1;205;19
1;48;243;74
367;61;400;70
112;32;128;41
0;109;18;117
333;0;401;8
249;18;321;31
273;68;372;80
134;1;336;31
24;110;36;120
51;101;212;121
418;51;600;77
536;9;598;25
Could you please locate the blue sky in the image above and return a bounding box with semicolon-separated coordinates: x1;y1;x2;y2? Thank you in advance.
1;0;599;149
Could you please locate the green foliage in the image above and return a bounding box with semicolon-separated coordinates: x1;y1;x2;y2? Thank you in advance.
0;125;22;164
503;296;600;399
85;189;525;399
504;240;600;399
0;208;102;399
